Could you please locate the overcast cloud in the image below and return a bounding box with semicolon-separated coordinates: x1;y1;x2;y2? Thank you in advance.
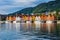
0;0;53;14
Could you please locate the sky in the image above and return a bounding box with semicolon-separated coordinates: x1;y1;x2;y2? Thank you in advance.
0;0;54;14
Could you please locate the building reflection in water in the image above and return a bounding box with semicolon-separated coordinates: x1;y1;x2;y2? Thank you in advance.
31;23;36;32
20;23;28;32
4;22;57;36
0;22;59;40
0;23;1;27
56;24;60;37
46;23;57;35
14;23;20;32
40;23;47;34
5;23;14;31
34;22;41;31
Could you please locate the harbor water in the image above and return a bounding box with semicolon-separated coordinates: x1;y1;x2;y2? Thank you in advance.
0;23;60;40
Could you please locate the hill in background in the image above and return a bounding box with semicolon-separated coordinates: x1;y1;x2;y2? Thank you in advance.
8;0;60;16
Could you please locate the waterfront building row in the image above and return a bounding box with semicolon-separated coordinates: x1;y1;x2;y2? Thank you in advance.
6;14;56;22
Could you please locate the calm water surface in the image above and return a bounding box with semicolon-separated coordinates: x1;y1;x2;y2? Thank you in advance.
0;23;60;40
